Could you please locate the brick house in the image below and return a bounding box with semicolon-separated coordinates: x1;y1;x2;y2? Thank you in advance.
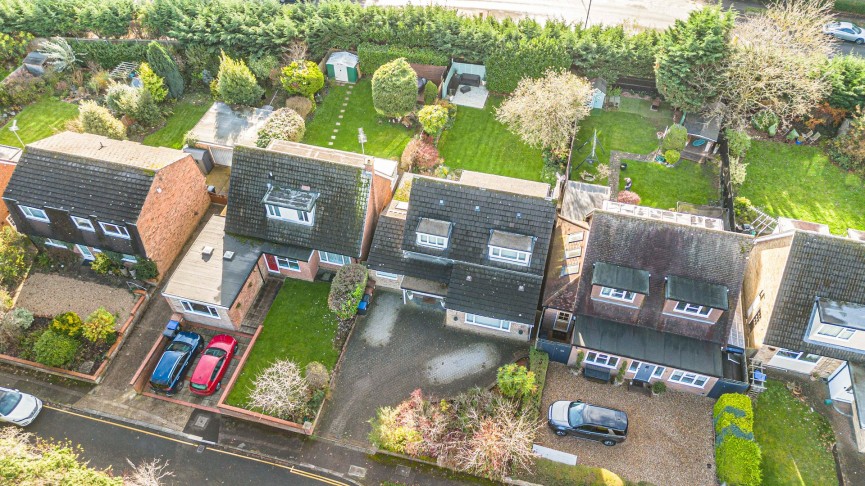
0;144;22;228
566;203;754;397
162;141;396;329
367;172;556;341
2;132;209;278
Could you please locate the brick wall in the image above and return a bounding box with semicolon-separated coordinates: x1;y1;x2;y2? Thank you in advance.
371;270;402;290
137;155;210;279
0;161;15;228
360;171;396;260
227;254;268;327
742;233;794;348
264;252;318;282
445;309;532;341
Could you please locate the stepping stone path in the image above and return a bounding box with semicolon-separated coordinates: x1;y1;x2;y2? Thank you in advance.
328;84;355;147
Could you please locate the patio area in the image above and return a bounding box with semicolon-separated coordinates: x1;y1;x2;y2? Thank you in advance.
450;84;488;109
15;271;138;323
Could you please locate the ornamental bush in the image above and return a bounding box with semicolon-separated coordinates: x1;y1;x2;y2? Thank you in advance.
496;364;536;398
146;41;183;99
105;83;163;127
82;307;117;343
664;149;681;165
662;124;688;151
726;129;752;159
34;329;80;368
280;60;324;99
371;58;417;119
417;104;448;137
327;263;368;320
248;359;311;421
2;308;34;331
132;258;158;280
248;53;279;86
752;109;779;133
51;311;83;338
256;108;306;148
617;190;641;205
734;197;759;225
357;43;448;74
285;96;314;118
423;81;438;105
215;51;264;106
138;62;168;103
78;101;126;140
304;361;330;390
412;139;440;169
0;226;33;288
0;32;33;65
716;437;762;486
90;252;120;275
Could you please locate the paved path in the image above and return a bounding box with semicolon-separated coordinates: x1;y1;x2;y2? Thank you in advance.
607;150;654;201
317;291;527;445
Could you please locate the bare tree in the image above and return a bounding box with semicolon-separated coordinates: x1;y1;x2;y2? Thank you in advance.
282;40;309;64
124;458;174;486
496;69;594;152
714;0;836;128
248;359;310;420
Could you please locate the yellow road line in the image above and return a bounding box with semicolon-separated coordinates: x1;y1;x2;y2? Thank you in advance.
44;405;348;486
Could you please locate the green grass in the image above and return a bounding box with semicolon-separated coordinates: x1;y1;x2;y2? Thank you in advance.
514;458;631;486
835;0;865;16
0;97;79;147
437;97;544;181
304;79;413;159
142;95;211;149
225;279;340;408
738;140;865;234
571;109;663;174
754;380;837;486
619;159;718;210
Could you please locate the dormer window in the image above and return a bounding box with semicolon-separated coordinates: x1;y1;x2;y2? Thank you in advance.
590;262;650;307
263;186;318;227
817;324;855;341
664;275;728;321
488;230;533;266
99;222;130;239
674;302;712;317
416;218;451;250
808;298;864;346
20;205;49;222
599;287;637;303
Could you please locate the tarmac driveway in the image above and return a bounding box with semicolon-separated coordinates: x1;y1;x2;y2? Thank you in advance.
318;291;526;446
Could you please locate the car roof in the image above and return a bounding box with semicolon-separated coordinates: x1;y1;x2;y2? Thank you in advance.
191;354;221;384
173;331;201;346
206;334;236;350
582;403;628;430
829;21;856;29
151;351;184;383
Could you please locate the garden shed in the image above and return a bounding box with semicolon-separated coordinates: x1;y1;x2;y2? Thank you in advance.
326;51;359;83
589;78;607;109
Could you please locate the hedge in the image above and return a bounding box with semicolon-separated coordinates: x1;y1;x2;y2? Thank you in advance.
713;393;753;422
327;263;368;320
357;43;448;74
69;40;150;70
716;437;762;486
486;36;571;93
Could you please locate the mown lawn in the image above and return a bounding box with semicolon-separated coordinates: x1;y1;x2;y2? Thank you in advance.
0;97;79;147
571;109;663;181
142;95;211;149
738;140;865;234
437;96;544;181
619;159;718;210
754;380;837;486
225;279;340;408
304;78;413;159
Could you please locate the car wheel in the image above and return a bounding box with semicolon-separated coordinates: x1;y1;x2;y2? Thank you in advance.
555;430;567;437
233;343;238;354
857;38;864;45
602;439;616;447
216;382;221;391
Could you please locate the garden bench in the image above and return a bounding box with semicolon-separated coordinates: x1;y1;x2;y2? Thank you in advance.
582;363;613;383
459;73;482;87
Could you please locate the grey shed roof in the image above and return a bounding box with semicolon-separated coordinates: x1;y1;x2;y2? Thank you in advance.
561;181;609;223
764;232;865;361
683;103;723;142
816;298;865;331
591;262;650;295
188;102;274;148
590;77;607;93
3;132;188;224
327;51;358;68
666;275;729;310
574;210;753;345
574;315;724;377
225;144;372;258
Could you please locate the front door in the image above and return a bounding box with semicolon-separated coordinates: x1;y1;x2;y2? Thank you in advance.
76;244;95;261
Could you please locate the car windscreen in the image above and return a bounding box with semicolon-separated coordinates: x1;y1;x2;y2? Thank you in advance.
0;390;22;416
204;348;226;358
568;403;585;427
855;26;863;34
166;342;191;353
190;382;208;390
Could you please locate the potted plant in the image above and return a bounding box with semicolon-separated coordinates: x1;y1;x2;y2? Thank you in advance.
570;351;585;376
614;360;628;386
651;381;667;396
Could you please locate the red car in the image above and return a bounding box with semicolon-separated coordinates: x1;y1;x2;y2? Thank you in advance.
189;334;238;396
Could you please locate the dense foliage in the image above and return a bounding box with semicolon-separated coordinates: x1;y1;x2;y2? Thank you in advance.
76;0;137;38
215;51;264;106
34;329;80;367
105;83;163;127
0;31;32;65
50;311;83;337
327;263;367;320
82;307;117;343
285;96;314;118
146;41;184;99
138;62;168;103
714;393;761;486
496;364;536;399
486;36;571;93
417;104;448;137
357;43;449;73
371;58;417;118
77;101;126;140
280;60;324;99
256;107;306;148
132;257;159;280
0;226;32;289
824;55;865;111
828;107;865;174
69;40;149;70
662;124;688;151
654;6;734;111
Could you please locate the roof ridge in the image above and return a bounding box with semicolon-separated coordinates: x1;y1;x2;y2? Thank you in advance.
594;208;752;240
25;147;162;176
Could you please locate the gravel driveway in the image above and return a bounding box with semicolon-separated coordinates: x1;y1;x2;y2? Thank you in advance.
537;363;716;486
15;272;137;324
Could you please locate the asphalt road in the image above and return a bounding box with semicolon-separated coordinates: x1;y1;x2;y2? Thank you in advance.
5;405;350;485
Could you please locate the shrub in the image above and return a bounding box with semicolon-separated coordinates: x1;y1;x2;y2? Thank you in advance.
280;60;325;99
87;70;111;94
0;32;33;65
146;41;183;99
664;149;681;165
90;252;120;275
285;96;314;118
327;263;368;320
713;393;754;421
38;37;77;72
0;226;32;288
2;308;34;331
248;359;310;421
215;51;264;106
372;58;417;119
715;437;762;486
617;190;641;205
412;140;440;169
733;197;758;225
82;307;117;343
423;81;438;105
70;40;148;71
417;104;449;138
726;129;752;159
33;329;80;368
0;290;11;312
105;83;163;127
824;55;865;111
138;62;168;103
496;364;536;398
394;179;412;202
652;381;667;394
486;36;572;93
662;124;688;151
522;348;549;419
51;311;83;338
248;53;279;85
752;109;779;133
0;74;47;107
400;139;422;171
256;108;306;148
304;361;330;390
828;107;865;174
357;43;448;74
528;458;628;486
78;101;126;140
436;99;457;129
132;258;158;280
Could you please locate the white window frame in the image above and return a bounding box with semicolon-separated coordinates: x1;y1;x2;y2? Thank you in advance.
585;352;619;368
76;244;95;260
319;251;351;266
180;300;220;318
20;205;49;222
817;324;856;341
121;254;137;263
674;301;712;317
625;362;666;379
776;349;821;363
465;313;511;332
44;238;67;248
98;222;130;239
599;286;636;303
275;256;300;272
416;233;448;249
71;216;95;232
628;361;640;373
265;204;314;226
488;246;530;266
668;370;709;388
377;272;398;280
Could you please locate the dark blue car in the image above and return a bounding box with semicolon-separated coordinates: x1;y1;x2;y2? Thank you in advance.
149;331;203;395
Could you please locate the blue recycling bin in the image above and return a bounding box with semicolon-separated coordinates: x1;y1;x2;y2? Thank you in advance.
162;319;181;339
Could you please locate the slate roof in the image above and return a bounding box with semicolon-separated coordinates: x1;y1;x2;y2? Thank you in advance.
367;215;453;283
448;264;543;323
666;275;729;310
573;210;753;345
225;144;372;258
763;232;865;361
591;262;651;295
3;132;187;224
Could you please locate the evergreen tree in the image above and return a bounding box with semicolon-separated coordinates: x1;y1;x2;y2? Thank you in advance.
215;51;264;106
146;41;184;98
371;58;417;119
